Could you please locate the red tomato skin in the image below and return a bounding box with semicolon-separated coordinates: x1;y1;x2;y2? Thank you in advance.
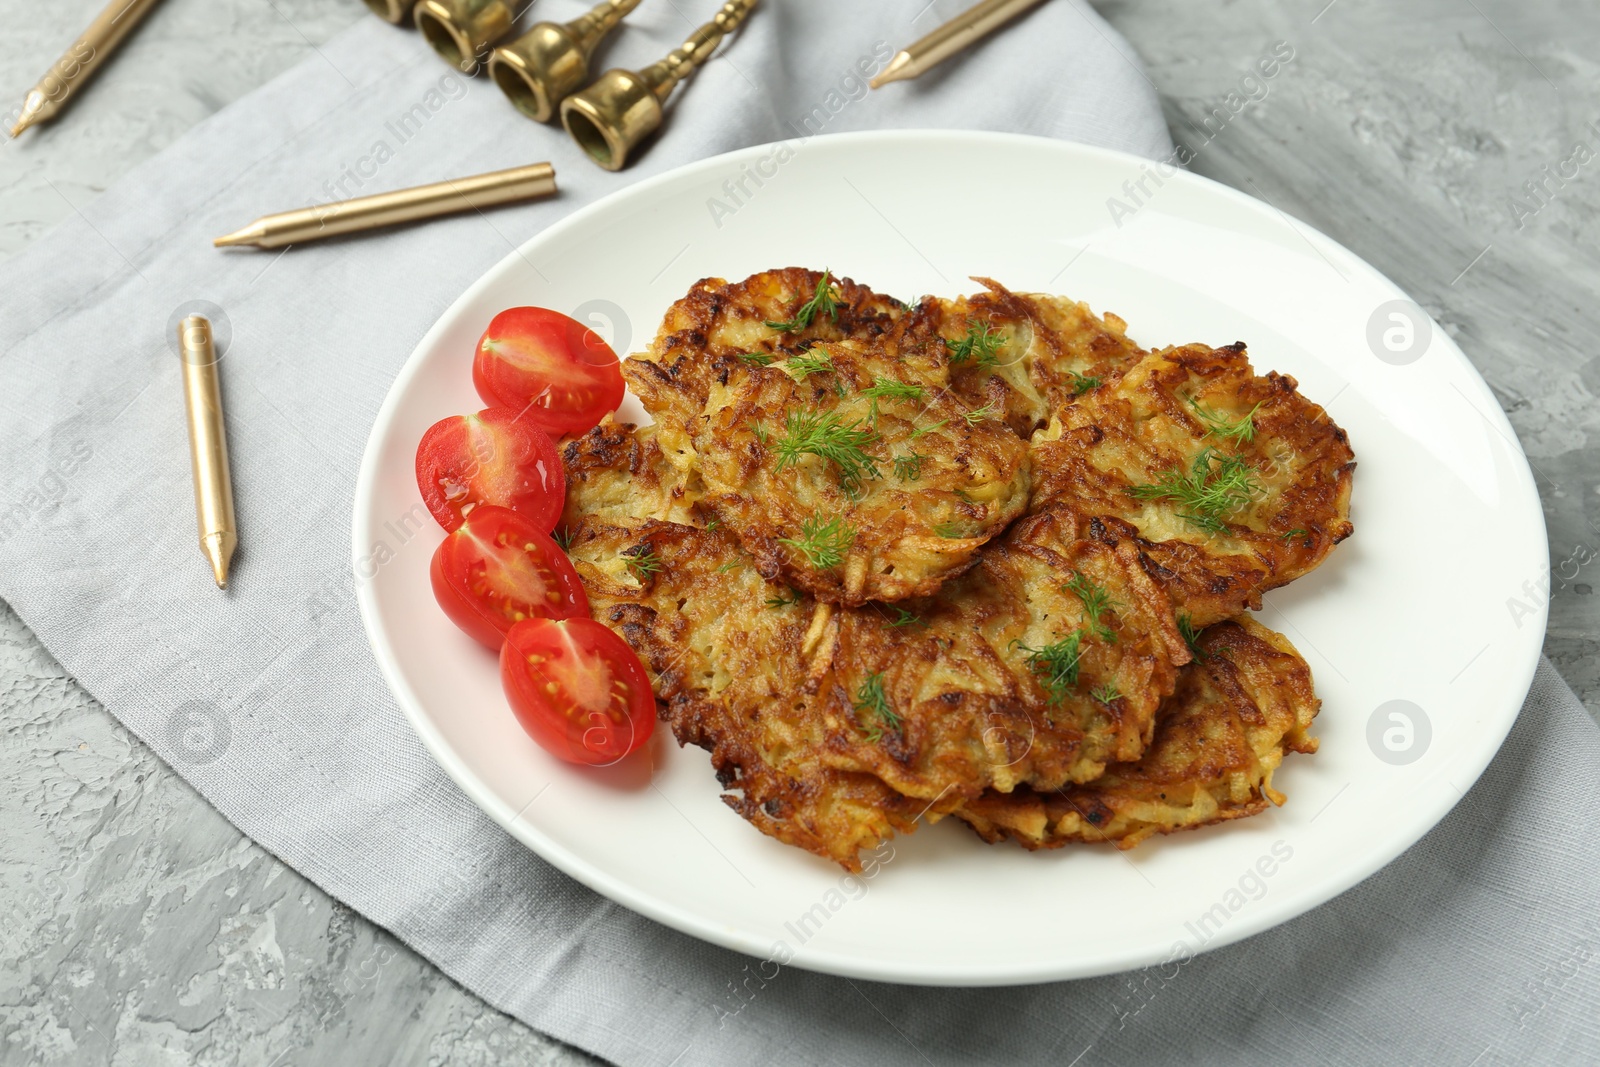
499;618;656;765
430;507;590;650
473;307;625;437
415;408;566;533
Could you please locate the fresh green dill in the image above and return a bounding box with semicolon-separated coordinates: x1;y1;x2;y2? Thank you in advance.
1065;572;1119;643
622;546;662;578
774;408;881;494
1090;682;1122;705
860;377;925;402
1127;448;1259;534
778;515;856;570
748;420;769;445
704;519;721;532
853;672;902;741
784;350;836;380
735;351;774;366
1014;631;1086;705
765;269;841;332
1189;397;1263;444
892;452;925;481
886;606;925;628
764;589;802;609
551;525;574;551
1067;370;1103;395
1280;527;1307;541
909;418;949;439
716;561;742;573
932;521;966;539
962;401;1001;426
1177;612;1204;659
944;319;1006;369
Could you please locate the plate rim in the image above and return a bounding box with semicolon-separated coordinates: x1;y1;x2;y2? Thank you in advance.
352;128;1548;986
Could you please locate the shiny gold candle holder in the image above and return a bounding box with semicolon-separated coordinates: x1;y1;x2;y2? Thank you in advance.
414;0;515;73
488;0;642;123
560;0;758;171
361;0;411;25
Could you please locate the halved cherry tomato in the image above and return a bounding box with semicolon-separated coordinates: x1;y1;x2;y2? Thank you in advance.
430;505;590;650
415;407;565;533
473;307;625;436
500;617;655;765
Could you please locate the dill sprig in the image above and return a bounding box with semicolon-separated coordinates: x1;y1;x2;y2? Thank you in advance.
932;521;967;539
774;408;881;494
1067;370;1103;395
622;545;662;579
853;672;902;741
909;418;949;439
1177;612;1204;659
716;561;741;573
766;269;841;332
892;452;925;481
1065;572;1119;643
1127;448;1259;534
735;351;774;366
778;515;855;569
1189;397;1263;443
886;606;925;628
1090;682;1122;705
551;525;574;551
963;401;1001;426
945;319;1006;368
784;350;835;380
747;420;770;445
704;519;722;532
1279;527;1307;541
860;377;925;402
765;589;801;609
1015;631;1086;705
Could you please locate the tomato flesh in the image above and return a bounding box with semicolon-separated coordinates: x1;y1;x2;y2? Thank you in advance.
500;618;655;765
474;307;625;437
430;506;590;650
416;407;565;533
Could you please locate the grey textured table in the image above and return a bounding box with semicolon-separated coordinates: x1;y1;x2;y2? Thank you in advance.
1;1;1595;1063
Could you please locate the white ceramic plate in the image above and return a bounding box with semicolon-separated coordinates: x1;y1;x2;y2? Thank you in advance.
353;131;1546;986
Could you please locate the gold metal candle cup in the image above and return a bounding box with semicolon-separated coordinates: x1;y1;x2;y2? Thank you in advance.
560;0;757;172
414;0;514;73
361;0;411;25
488;0;642;124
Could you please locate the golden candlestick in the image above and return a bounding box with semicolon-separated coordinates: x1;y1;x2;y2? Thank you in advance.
870;0;1050;88
212;162;557;249
360;0;412;25
560;0;758;172
178;316;238;589
414;0;515;74
488;0;643;123
9;0;167;137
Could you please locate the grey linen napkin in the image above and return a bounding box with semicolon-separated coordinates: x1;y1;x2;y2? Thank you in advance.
2;3;1597;1064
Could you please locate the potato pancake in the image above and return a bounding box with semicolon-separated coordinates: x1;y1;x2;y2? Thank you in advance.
561;422;1193;867
1030;343;1355;626
624;270;1031;605
893;279;1147;437
955;616;1320;849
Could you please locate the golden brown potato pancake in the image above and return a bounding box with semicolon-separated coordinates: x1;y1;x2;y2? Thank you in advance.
1030;343;1355;627
956;616;1320;849
624;269;1031;606
893;278;1147;438
560;422;1194;868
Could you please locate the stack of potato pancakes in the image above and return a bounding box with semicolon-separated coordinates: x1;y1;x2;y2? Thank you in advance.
559;268;1355;871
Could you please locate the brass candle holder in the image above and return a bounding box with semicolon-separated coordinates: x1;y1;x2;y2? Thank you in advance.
414;0;515;73
488;0;642;123
360;0;411;25
560;0;757;172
